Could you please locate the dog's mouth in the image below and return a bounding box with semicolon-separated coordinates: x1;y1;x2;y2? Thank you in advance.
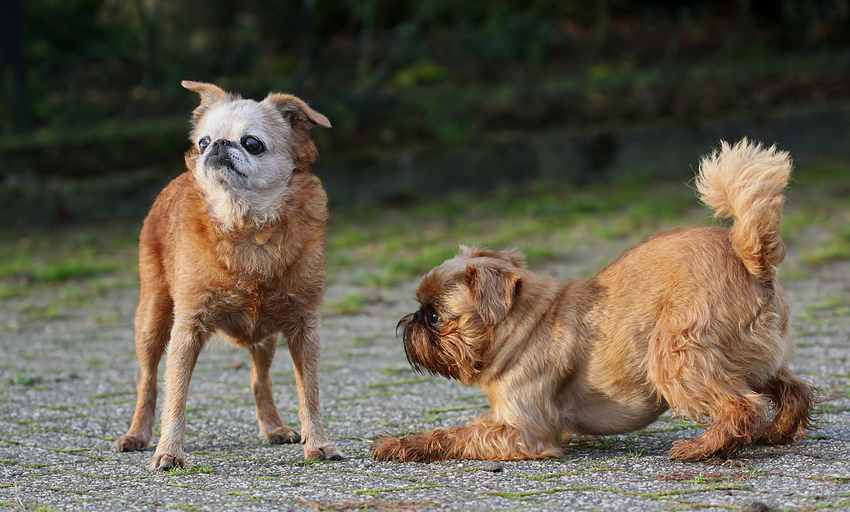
205;155;248;183
397;314;419;368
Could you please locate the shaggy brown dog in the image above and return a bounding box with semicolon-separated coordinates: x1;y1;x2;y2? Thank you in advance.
372;139;816;463
114;81;343;470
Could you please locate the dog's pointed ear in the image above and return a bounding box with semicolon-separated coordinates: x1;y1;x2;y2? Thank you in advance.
264;93;331;131
466;263;521;325
182;80;238;127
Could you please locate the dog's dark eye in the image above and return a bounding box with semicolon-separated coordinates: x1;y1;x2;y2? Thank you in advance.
198;136;210;153
242;136;265;155
427;310;442;329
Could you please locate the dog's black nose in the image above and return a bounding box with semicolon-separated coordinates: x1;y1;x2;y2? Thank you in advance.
207;139;233;156
413;309;423;323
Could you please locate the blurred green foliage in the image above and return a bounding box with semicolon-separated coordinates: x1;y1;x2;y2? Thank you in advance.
2;0;850;157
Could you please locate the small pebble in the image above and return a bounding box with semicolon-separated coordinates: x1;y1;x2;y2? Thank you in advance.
475;461;504;472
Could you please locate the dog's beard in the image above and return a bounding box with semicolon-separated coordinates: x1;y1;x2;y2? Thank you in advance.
202;149;249;188
398;314;454;380
206;155;246;181
195;153;290;231
397;313;486;384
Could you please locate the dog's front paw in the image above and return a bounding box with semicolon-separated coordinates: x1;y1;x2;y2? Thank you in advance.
150;449;186;471
371;435;405;462
305;442;345;461
114;434;149;452
266;426;301;445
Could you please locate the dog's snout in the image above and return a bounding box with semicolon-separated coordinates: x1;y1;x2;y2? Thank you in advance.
207;139;233;156
413;309;423;323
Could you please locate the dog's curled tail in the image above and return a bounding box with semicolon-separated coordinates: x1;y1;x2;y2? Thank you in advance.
696;138;792;280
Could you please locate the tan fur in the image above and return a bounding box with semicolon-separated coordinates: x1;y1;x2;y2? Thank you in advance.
114;81;343;470
372;139;816;463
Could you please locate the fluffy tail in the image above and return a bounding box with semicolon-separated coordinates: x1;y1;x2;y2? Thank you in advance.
696;138;792;280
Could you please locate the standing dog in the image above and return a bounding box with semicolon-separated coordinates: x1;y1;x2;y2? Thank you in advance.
115;81;343;470
372;139;816;462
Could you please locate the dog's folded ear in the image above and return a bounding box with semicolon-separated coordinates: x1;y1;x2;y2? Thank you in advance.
465;263;521;325
459;245;526;268
182;81;239;128
265;93;332;131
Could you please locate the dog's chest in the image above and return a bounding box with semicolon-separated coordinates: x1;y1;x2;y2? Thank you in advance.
210;280;299;343
224;240;287;278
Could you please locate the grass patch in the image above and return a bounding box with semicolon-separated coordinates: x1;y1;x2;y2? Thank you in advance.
823;476;850;484
323;293;369;315
0;159;848;339
355;484;444;496
163;465;214;476
380;366;410;376
92;390;136;399
325;179;700;286
491;486;603;499
522;468;621;481
322;158;850;288
292;457;336;466
45;448;88;454
792;159;850;188
9;375;43;387
21;303;64;320
354;337;379;348
801;294;850;323
801;222;850;268
0;226;139;288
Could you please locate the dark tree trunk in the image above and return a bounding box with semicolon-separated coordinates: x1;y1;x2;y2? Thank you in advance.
0;0;33;128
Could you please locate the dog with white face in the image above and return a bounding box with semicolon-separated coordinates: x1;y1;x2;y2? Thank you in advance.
115;81;342;470
187;81;330;231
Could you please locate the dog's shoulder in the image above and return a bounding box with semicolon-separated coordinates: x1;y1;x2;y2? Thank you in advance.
142;172;207;235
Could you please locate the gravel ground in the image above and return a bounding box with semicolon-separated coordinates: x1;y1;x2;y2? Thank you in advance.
1;233;849;512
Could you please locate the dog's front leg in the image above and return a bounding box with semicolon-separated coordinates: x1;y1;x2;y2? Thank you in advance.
371;417;563;462
284;317;344;460
150;318;208;471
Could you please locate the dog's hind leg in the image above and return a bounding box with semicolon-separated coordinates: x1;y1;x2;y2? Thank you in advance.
666;389;769;462
754;368;816;445
249;336;301;445
649;327;771;462
114;275;173;453
283;316;344;461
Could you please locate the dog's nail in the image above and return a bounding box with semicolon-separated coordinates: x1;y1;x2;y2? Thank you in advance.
325;450;346;461
270;430;301;444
